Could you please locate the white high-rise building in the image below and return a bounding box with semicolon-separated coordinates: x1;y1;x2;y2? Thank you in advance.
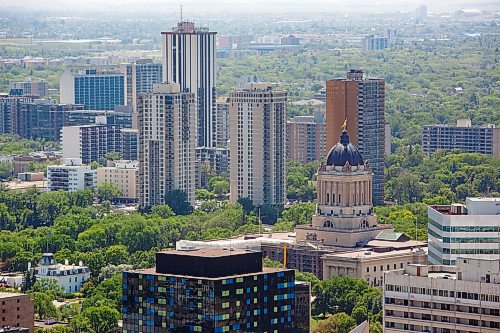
138;83;196;208
47;158;96;192
229;83;287;206
161;21;217;148
428;197;500;265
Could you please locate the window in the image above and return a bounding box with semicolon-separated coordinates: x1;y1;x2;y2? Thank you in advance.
323;220;334;228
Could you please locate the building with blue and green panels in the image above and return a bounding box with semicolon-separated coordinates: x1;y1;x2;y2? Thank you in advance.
122;248;301;333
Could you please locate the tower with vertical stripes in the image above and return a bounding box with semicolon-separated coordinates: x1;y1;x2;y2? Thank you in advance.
161;22;217;148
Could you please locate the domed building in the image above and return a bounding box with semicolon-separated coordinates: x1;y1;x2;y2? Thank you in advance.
295;130;393;247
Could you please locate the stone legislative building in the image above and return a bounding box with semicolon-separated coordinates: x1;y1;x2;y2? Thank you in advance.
296;129;393;247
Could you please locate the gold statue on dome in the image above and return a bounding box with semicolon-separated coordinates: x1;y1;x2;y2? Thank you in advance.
341;118;347;131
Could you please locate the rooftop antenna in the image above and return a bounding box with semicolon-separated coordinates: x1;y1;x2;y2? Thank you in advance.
180;4;183;22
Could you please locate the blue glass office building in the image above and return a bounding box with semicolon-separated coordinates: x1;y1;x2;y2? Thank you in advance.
73;70;125;110
122;248;298;333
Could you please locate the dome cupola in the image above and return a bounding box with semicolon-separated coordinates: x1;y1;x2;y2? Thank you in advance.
326;130;364;167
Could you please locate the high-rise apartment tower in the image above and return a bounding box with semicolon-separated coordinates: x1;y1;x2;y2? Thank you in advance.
60;68;125;110
138;83;196;208
229;83;287;206
161;21;216;148
120;59;162;129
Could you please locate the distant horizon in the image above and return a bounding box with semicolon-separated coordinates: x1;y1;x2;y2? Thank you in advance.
2;0;499;16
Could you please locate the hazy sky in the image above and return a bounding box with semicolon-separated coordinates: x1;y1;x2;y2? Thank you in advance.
2;0;499;15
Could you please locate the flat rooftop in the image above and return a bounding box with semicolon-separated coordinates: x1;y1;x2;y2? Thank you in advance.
158;247;250;258
429;204;467;215
0;292;28;299
430;198;500;215
323;247;427;261
366;239;427;249
176;232;295;250
467;197;500;202
6;180;46;191
155;247;265;278
428;272;457;280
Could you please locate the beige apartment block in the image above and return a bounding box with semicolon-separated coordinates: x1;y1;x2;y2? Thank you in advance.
384;258;500;332
97;160;138;199
138;82;196;207
229;83;287;206
287;110;327;163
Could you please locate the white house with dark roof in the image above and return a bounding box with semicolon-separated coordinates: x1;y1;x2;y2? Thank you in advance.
35;253;90;293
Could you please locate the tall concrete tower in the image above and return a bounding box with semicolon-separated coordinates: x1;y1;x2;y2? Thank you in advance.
161;22;217;148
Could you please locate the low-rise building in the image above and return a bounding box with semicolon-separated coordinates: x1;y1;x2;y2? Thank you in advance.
5;180;47;193
0;273;24;289
362;35;388;51
428;197;500;265
12;153;60;176
11;80;49;97
17;172;44;182
0;327;29;332
322;247;428;287
0;292;34;333
47;158;96;192
177;230;427;282
383;258;500;332
96;160;138;200
280;35;301;46
34;253;90;294
294;281;311;333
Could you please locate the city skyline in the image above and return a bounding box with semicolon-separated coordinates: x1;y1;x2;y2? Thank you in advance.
0;2;498;332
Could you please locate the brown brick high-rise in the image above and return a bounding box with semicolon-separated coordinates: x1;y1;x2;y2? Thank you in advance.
325;70;385;205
